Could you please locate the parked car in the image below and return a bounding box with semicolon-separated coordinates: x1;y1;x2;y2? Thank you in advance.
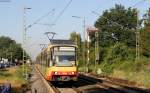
0;63;5;69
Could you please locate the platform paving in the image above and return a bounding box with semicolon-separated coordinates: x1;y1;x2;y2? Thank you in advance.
29;66;50;93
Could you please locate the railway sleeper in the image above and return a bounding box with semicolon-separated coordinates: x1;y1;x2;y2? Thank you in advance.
80;74;144;93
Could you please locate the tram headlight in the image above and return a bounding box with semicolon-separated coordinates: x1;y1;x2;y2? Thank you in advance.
54;71;58;75
71;72;75;75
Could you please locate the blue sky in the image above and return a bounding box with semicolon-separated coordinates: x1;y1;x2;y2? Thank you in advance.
0;0;150;59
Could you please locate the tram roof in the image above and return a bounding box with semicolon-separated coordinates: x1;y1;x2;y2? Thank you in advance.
40;40;76;53
44;39;76;51
50;39;75;45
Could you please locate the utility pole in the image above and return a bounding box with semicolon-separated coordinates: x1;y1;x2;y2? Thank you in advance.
22;6;26;77
72;16;86;73
132;0;147;62
95;30;99;73
86;30;90;72
87;27;99;73
22;6;31;78
83;17;87;73
136;10;140;62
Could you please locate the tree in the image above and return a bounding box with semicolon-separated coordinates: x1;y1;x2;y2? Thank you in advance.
0;36;15;59
69;31;82;65
140;8;150;57
94;4;137;47
0;36;28;62
88;4;140;67
143;8;150;26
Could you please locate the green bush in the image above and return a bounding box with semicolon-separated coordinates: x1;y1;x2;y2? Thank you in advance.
104;43;134;63
100;43;135;74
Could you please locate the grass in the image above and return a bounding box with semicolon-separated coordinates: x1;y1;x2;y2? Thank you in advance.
99;57;150;88
111;69;150;88
0;65;30;93
77;56;150;88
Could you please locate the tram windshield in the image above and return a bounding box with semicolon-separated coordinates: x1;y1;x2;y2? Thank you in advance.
53;46;76;66
57;55;75;62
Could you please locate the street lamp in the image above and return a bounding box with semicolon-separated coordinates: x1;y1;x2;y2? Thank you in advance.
72;16;86;73
22;6;31;78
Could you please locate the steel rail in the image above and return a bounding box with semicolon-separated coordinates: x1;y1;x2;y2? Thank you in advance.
79;74;147;93
71;85;83;93
78;77;122;93
82;74;149;93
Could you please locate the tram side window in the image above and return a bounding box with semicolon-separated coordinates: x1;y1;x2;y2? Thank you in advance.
48;50;53;67
47;52;51;67
47;53;49;67
43;52;47;66
46;53;49;67
52;49;55;66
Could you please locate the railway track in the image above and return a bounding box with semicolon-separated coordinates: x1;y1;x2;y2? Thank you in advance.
79;74;150;93
35;66;81;93
103;76;150;93
34;66;150;93
49;82;82;93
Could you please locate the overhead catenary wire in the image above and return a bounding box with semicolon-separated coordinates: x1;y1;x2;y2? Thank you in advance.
38;0;73;44
30;0;73;30
26;0;73;33
28;0;73;41
92;0;147;31
94;0;147;12
26;9;55;29
132;0;147;8
92;11;134;31
51;0;73;24
33;9;55;24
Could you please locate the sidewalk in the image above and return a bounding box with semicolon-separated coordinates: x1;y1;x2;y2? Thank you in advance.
29;66;50;93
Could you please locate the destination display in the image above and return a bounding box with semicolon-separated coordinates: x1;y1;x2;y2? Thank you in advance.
54;46;75;51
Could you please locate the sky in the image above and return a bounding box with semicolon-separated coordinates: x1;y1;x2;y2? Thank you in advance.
0;0;150;59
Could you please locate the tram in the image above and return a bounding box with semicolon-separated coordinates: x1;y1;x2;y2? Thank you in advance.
36;40;78;81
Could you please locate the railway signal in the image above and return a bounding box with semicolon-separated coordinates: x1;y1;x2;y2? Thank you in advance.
86;27;99;73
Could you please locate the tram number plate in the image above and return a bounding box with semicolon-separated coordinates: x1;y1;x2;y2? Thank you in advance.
62;72;67;75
